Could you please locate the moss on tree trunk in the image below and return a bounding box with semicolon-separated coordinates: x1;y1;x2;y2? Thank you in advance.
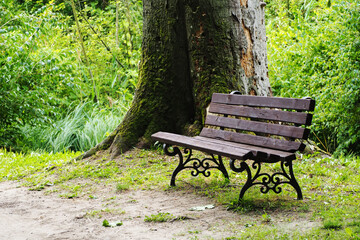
79;0;271;160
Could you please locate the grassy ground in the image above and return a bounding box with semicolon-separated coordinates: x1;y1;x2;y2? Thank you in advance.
0;148;359;239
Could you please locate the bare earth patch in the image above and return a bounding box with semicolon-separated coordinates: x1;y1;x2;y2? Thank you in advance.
0;181;320;239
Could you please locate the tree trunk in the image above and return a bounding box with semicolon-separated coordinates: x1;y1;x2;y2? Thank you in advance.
79;0;271;160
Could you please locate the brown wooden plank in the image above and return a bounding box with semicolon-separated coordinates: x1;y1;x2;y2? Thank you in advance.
195;136;296;162
209;103;313;125
200;128;305;152
205;115;310;139
151;132;253;160
212;93;315;111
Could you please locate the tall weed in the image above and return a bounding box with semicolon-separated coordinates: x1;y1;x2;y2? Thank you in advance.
22;101;130;152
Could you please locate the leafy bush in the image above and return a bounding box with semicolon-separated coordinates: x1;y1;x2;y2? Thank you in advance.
0;0;142;151
266;0;360;155
0;2;82;148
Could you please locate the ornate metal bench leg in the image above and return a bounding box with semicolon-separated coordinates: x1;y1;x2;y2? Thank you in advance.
163;144;229;186
230;159;303;201
286;160;303;200
230;159;255;201
217;155;229;180
163;144;183;186
237;162;253;200
170;150;184;187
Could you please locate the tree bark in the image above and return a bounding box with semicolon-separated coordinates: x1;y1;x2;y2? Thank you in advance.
78;0;271;160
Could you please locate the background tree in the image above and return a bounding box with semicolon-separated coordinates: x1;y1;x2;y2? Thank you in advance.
80;0;271;159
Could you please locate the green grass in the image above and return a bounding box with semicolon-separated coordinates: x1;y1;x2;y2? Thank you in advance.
0;148;359;239
116;182;131;192
144;212;175;222
0;149;79;181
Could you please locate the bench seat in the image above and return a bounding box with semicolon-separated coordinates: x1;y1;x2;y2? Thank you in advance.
152;132;296;162
152;132;253;161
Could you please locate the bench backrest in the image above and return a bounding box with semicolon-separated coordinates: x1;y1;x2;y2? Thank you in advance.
200;93;315;153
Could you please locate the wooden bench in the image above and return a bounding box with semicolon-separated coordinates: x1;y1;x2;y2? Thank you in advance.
151;92;315;200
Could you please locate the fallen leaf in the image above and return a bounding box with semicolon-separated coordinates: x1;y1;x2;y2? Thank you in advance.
189;204;215;211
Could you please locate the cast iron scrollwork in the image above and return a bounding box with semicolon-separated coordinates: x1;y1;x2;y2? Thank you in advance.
163;144;229;186
229;159;303;200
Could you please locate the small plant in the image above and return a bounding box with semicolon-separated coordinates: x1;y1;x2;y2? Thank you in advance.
144;212;175;222
116;182;130;192
102;219;110;227
261;211;271;223
323;218;343;230
102;219;123;227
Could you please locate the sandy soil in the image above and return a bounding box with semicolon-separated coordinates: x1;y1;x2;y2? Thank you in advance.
0;181;320;240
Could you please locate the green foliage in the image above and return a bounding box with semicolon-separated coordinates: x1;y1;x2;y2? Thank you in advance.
68;0;142;101
0;1;80;148
266;0;360;155
0;0;142;151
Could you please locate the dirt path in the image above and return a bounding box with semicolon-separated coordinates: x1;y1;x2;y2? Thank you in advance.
0;181;245;239
0;181;320;240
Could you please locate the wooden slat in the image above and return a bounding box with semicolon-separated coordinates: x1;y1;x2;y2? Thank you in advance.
195;136;296;162
212;93;315;111
209;103;313;126
205;115;310;139
200;128;305;152
151;132;252;160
